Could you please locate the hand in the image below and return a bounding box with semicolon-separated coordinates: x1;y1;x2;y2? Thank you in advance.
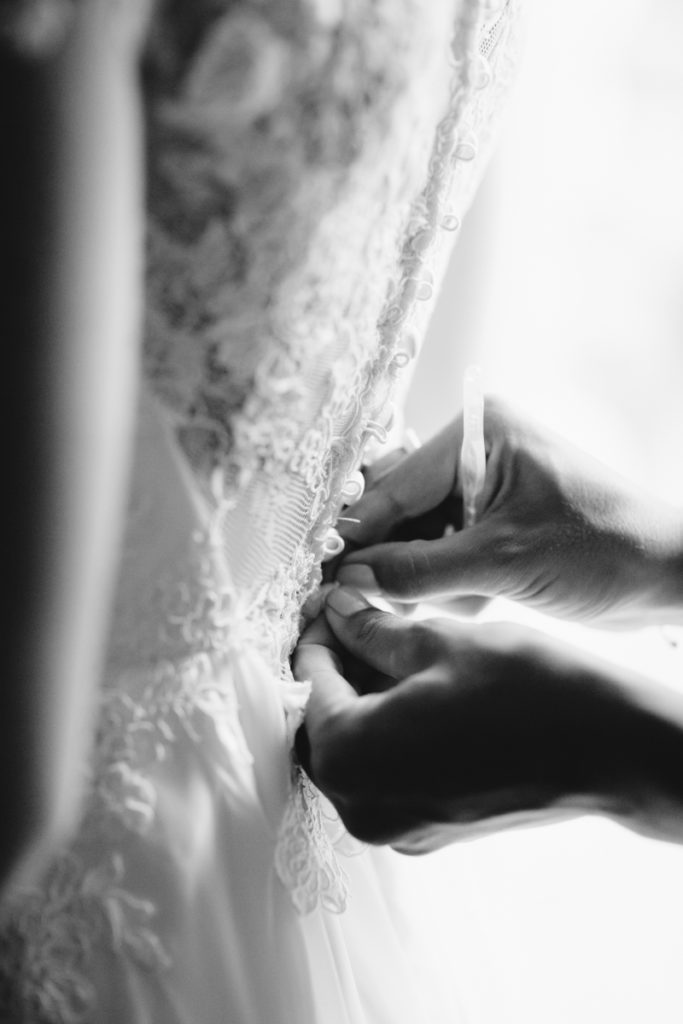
293;588;673;852
336;398;683;626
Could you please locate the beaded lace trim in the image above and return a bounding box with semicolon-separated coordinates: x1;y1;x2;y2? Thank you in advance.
0;1;521;1019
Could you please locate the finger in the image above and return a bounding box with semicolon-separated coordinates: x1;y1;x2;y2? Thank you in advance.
294;618;360;737
362;447;411;490
336;520;509;602
301;583;343;621
324;586;446;679
294;616;367;786
335;647;399;695
359;428;421;488
300;611;397;694
437;595;491;618
338;419;463;549
299;607;399;695
297;612;343;656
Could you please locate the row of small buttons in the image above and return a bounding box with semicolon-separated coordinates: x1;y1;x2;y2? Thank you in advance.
322;33;495;561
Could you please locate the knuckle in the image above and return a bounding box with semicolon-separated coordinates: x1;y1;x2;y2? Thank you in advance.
405;544;429;592
486;520;526;567
354;610;386;649
386;542;432;599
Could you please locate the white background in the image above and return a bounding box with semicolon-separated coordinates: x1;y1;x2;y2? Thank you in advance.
402;0;683;1020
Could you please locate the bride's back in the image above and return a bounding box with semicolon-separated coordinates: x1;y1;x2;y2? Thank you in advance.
137;0;461;644
1;2;520;1021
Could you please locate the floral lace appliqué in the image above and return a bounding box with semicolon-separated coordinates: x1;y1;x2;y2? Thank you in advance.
0;1;523;1019
275;769;352;915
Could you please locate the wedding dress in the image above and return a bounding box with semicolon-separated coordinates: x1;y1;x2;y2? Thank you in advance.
0;1;520;1021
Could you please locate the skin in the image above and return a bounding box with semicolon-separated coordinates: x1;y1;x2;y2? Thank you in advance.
2;3;149;892
295;590;683;852
335;397;683;626
294;401;683;850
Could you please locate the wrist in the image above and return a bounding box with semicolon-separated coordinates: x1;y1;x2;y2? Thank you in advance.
516;635;682;828
486;631;634;818
575;654;683;843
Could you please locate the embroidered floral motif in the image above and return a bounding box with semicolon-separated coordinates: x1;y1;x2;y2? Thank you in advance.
0;853;170;1024
0;1;522;1018
275;768;351;915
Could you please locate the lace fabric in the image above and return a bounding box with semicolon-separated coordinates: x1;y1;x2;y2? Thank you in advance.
1;2;522;1021
143;0;519;649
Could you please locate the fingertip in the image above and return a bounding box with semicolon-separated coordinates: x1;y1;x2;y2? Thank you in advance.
298;612;337;647
294;615;345;680
325;586;371;619
336;488;393;547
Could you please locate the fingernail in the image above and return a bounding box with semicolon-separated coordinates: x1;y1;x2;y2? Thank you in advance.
302;582;338;620
335;564;379;593
326;586;369;618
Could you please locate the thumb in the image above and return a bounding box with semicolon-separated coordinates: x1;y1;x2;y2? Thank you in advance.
324;587;443;679
338;420;462;549
336;519;508;603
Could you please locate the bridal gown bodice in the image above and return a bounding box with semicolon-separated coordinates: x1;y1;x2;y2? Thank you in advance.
1;2;520;1021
